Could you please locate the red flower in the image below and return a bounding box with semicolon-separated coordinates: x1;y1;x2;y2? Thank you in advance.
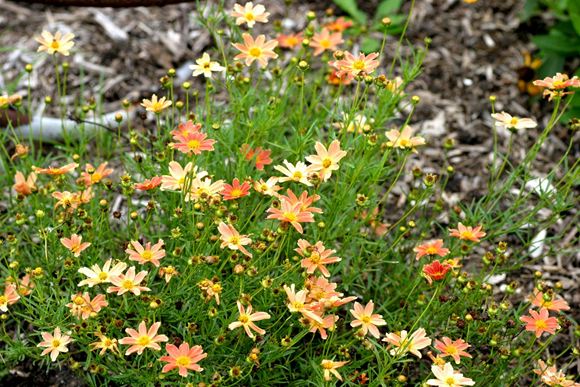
422;260;451;285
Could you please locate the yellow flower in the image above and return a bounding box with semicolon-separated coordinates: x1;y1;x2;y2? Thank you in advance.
141;94;172;114
35;31;75;56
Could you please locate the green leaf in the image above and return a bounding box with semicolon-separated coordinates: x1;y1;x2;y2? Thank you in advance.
333;0;367;24
521;0;540;21
538;51;566;77
376;0;403;18
360;37;381;53
568;1;580;36
532;31;580;55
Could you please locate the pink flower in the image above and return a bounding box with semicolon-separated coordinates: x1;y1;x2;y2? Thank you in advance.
332;51;380;77
349;300;386;338
171;132;216;155
233;33;278;68
530;290;570;312
413;239;449;260
60;234;91;257
0;284;20;312
159;342;207;377
228;301;271;338
107;267;150;296
434;337;472;364
125;239;165;267
37;327;72;361
448;222;486;242
218;222;253;258
520;308;560;338
308;313;338;340
119;321;168;355
305;139;347;181
66;292;108;320
296;239;341;277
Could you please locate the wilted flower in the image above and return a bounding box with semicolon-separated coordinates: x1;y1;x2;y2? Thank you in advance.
13;171;37;196
33;162;78;175
134;176;162;191
321;359;348;381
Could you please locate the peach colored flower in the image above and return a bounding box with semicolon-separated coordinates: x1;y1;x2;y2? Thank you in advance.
308;313;338;340
231;2;270;28
241;144;272;170
427;362;475;386
533;73;580;89
422;260;452;285
277;32;303;49
530;290;570;312
60;234;91;257
305;139;347;181
119;321;168;355
434;337;472;364
159;265;179;283
37;327;72;361
190;53;225;78
274;160;316;186
141;94;171;114
189;177;225;202
321;359;348;381
385;125;426;152
35;30;75;56
7;274;34;297
78;162;113;186
533;359;579;387
33;162;78;175
349;300;386;338
325;17;353;32
66;292;108;320
171;120;202;138
281;189;323;215
414;240;449;260
283;284;322;323
160;161;207;192
222;178;251;200
134;176;162;191
125;239;165;267
160;343;207;377
107;267;150;296
90;332;120;355
228;301;271;338
449;222;486;242
233;33;278;68
333;51;380;77
52;191;80;210
78;259;127;287
383;328;432;358
520;308;560;338
218;222;253;258
13;171;37;196
253;177;281;196
172;132;216;155
296;239;341;277
10;143;29;160
310;29;343;56
0;284;20;312
491;112;537;131
266;199;311;234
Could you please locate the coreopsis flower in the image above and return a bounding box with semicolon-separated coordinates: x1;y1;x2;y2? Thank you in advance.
78;258;127;287
434;337;472;364
66;292;108;320
171;132;216;155
266;198;312;234
107;266;150;296
78;162;113;186
448;222;486;242
383;328;432;358
530;290;570;312
159;266;179;283
520;308;560;338
231;2;270;28
422;260;452;285
13;171;37;196
321;359;348;382
141;94;172;114
310;29;343;56
491;112;537;131
327;69;354;85
160;343;207;377
228;301;271;339
274;160;315;186
253;177;281;196
233;33;278;68
385;125;426;152
37;327;72;361
126;239;165;267
534;359;579;387
0;94;22;108
52;190;80;210
349;301;386;338
427;362;475;386
414;240;449;260
198;279;222;305
33;162;78;175
308;313;338;340
277;32;303;49
35;30;75;56
221;178;251;200
333;112;372;133
383;76;404;94
296;239;341;277
283;189;323;215
190;53;225;78
241;144;272;170
333;51;380;77
7;274;34;296
189;177;225;202
305;139;347;181
218;222;253;258
305;276;343;303
60;234;91;257
134;176;162;191
119;321;168;355
10;143;29;160
0;284;20;312
90;332;120;355
283;284;322;323
325;17;353;32
171;120;201;137
533;73;580;100
161;161;207;192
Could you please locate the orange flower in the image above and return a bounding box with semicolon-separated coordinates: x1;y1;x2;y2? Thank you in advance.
413;240;449;260
126;239;165;267
385;125;426;152
107;266;150;296
33;162;78;175
422;260;452;285
325;17;353;32
10;143;29;160
448;222;486;242
171;132;216;155
283;284;322;323
66;292;108;320
119;321;168;355
60;234;91;257
305;139;347;182
332;51;380;77
13;171;37;196
241;144;272;170
171;120;202;138
78;162;113;186
349;300;386;338
228;301;271;338
134;176;162;191
520;308;560;338
52;191;81;210
533;73;580;100
383;328;432;358
277;32;303;49
141;94;171;114
231;2;270;28
221;178;251;200
530;290;570;312
266;197;312;234
310;29;343;56
321;359;348;381
160;343;207;377
6;274;34;296
295;239;341;277
90;332;120;355
0;284;20;312
434;337;472;364
37;327;72;361
218;222;253;258
233;33;278;68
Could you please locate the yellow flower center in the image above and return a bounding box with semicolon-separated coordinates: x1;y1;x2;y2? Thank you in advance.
239;314;250;324
137;335;151;346
176;355;191;366
322;361;333;370
73;296;85;305
230;188;243;197
141;250;153;261
292;301;304;310
121;279;135;290
91;172;103;183
187;139;201;150
245;12;255;21
0;296;7;305
51;339;61;348
292;171;303;180
283;212;298;222
249;47;262;58
203;63;211;69
320;39;331;49
229;236;241;245
260;184;268;191
322;158;332;168
178;176;185;187
211;284;222;293
461;230;475;240
425;246;439;255
98;272;109;281
399;139;411;148
445;345;458;354
445;377;457;386
361;315;372;324
309;252;321;264
535;320;547;330
552;80;565;88
51;40;60;49
352;60;365;70
509;117;519;126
